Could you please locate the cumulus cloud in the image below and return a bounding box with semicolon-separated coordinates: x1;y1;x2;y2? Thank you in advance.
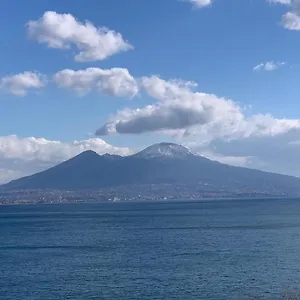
140;76;198;101
27;11;133;62
185;0;212;8
0;135;132;183
96;103;213;135
253;61;286;71
267;0;300;30
96;76;300;140
0;135;132;162
272;0;300;30
282;11;300;30
54;67;138;97
0;72;46;96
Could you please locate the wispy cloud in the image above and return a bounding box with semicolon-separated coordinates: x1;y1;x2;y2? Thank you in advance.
253;61;286;71
267;0;291;4
184;0;212;9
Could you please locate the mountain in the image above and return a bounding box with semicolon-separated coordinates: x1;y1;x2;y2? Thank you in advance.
2;142;300;194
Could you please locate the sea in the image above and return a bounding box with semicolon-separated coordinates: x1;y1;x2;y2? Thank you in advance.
1;198;300;300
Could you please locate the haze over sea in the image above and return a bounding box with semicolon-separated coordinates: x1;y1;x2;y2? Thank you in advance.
1;199;300;300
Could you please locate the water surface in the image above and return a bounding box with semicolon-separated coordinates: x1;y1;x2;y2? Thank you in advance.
1;199;300;300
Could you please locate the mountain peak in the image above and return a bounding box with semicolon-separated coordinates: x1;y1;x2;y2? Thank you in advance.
134;142;194;159
73;150;100;160
78;150;99;156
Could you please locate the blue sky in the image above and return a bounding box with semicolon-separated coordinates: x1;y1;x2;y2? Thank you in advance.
1;0;300;182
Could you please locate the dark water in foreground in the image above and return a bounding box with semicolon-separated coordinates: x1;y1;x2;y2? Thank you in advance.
1;199;300;300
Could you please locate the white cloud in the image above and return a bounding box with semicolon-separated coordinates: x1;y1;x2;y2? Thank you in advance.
54;67;138;97
200;129;300;177
267;0;291;4
0;135;132;183
0;168;25;184
253;61;286;71
282;11;300;30
96;76;300;141
268;0;300;30
185;0;212;8
27;11;133;62
0;72;45;96
267;0;300;30
0;135;132;162
140;76;198;100
197;151;253;167
289;140;300;145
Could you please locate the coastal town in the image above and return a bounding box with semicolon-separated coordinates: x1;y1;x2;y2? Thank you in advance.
0;184;291;205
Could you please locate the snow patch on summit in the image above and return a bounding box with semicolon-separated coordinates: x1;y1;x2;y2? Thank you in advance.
134;143;194;159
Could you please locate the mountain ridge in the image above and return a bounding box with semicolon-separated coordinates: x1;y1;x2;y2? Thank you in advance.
2;142;300;195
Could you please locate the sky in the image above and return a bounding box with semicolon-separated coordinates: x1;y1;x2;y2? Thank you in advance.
1;0;300;183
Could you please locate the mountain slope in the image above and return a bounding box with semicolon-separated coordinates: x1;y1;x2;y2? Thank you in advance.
2;143;300;194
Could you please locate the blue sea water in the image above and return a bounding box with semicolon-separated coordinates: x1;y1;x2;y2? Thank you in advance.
1;199;300;300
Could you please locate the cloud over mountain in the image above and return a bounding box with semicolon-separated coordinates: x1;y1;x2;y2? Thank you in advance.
0;135;132;183
96;76;300;140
